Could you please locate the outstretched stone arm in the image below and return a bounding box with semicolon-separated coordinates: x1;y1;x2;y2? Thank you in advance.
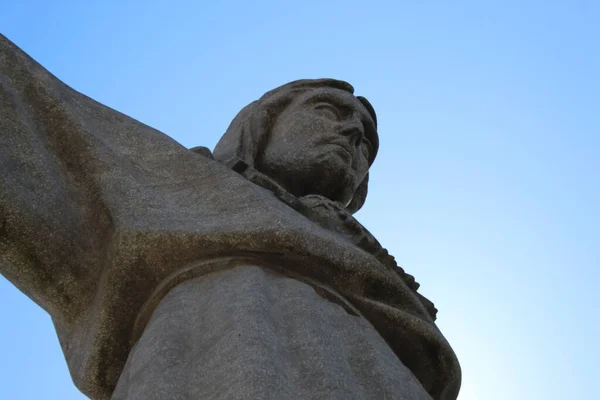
0;34;110;320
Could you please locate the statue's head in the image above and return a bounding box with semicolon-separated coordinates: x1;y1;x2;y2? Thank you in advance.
213;79;379;213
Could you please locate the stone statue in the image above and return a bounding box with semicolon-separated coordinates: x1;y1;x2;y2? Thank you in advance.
0;34;461;400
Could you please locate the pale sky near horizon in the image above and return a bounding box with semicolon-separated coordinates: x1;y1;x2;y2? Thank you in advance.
1;1;598;399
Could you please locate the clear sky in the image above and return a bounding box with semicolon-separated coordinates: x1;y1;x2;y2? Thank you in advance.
1;1;598;399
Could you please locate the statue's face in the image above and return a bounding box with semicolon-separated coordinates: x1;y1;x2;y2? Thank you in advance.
257;88;377;205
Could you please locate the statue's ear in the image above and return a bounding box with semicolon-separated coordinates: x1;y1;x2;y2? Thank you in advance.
346;174;369;214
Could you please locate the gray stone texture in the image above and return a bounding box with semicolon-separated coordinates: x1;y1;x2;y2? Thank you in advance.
113;265;433;400
0;33;460;399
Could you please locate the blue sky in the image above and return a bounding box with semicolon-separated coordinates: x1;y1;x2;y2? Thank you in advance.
1;1;598;399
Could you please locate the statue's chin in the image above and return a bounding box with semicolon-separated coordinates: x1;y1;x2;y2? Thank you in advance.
305;175;354;205
261;150;356;204
292;157;354;204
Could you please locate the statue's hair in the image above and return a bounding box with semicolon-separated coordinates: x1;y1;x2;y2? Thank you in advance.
213;78;378;213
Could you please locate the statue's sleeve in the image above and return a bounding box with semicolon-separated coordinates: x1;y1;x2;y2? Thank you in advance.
0;34;208;323
0;34;113;319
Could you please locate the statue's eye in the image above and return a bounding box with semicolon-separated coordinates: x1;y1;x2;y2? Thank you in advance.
314;103;341;121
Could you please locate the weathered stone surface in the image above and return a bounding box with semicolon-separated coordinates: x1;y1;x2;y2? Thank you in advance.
113;265;433;400
0;33;460;400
